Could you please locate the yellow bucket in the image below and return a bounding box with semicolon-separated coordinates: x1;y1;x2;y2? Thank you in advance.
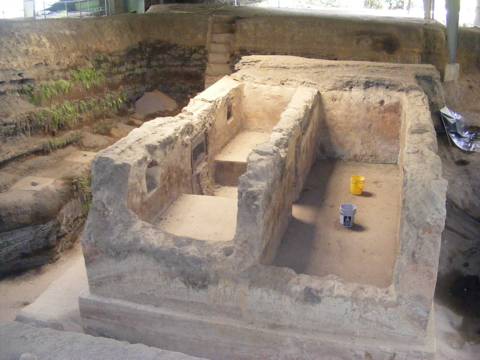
350;176;365;195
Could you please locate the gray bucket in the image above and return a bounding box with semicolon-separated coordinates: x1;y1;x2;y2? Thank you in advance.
340;204;357;228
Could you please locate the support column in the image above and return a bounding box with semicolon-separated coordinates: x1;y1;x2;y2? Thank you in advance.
475;0;480;27
423;0;434;20
107;0;126;15
23;0;36;18
444;0;460;82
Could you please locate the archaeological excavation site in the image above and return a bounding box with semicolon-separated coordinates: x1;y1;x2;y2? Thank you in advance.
0;1;479;360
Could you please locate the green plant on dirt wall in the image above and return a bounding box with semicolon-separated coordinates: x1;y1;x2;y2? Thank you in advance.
33;90;128;135
103;92;127;113
21;79;74;106
43;132;82;153
21;67;106;106
70;68;105;90
33;101;81;134
49;101;80;133
90;92;127;118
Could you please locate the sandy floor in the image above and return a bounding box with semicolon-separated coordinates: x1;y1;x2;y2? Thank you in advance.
214;131;270;163
156;194;237;242
273;159;401;288
0;243;83;323
214;185;238;199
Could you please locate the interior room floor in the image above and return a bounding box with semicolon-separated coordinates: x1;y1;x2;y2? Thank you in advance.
214;130;270;163
156;194;237;242
213;186;238;199
214;130;270;186
273;160;401;288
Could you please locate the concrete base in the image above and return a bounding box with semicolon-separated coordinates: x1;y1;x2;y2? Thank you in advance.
444;63;460;82
15;256;87;332
79;293;436;360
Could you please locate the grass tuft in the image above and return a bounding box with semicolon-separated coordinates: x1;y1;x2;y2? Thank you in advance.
31;91;127;135
71;174;92;214
21;67;106;106
70;68;105;91
43;132;82;153
21;80;73;106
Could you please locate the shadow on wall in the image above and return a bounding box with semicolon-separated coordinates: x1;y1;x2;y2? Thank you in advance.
272;161;335;274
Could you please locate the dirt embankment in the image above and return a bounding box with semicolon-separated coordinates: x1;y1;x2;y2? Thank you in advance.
0;14;204;276
436;74;480;346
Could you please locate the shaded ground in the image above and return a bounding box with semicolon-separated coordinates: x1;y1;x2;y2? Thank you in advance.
0;242;82;323
436;301;480;359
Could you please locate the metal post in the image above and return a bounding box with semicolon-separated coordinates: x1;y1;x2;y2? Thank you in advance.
446;0;460;64
24;0;38;18
475;0;480;27
423;0;433;20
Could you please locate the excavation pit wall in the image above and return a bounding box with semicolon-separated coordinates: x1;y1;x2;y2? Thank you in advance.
80;59;447;359
0;13;208;143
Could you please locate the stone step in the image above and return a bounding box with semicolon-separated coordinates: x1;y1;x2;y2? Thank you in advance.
211;33;234;44
213;131;270;186
208;52;231;64
209;43;232;53
214;160;246;187
206;63;232;77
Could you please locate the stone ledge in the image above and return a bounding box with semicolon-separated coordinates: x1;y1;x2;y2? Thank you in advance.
80;293;436;360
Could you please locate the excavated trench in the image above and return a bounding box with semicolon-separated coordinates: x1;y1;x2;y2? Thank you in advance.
0;7;479;357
